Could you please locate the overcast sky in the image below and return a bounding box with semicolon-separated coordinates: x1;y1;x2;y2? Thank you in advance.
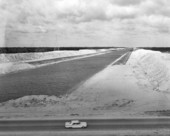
1;0;170;47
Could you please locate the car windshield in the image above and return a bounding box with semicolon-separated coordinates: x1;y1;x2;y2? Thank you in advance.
74;122;80;125
0;0;170;135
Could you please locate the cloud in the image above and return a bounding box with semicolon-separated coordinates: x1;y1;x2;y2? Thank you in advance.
53;0;141;22
110;0;145;6
1;0;169;24
0;0;141;23
136;15;170;33
1;0;170;47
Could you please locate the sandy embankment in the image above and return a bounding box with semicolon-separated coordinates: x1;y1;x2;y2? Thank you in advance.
0;50;98;75
68;49;170;116
1;49;170;118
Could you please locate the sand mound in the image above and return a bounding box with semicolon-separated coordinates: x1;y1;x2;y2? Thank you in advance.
0;50;97;63
127;49;170;92
1;49;170;117
0;62;34;74
0;50;99;75
0;95;61;107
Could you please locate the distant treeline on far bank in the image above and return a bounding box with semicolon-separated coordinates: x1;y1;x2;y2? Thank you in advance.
0;47;119;54
1;47;170;54
138;47;170;53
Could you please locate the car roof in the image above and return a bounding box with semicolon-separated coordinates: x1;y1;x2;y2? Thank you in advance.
71;120;80;123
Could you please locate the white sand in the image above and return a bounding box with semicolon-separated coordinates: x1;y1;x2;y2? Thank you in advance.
127;49;170;93
1;49;170;118
0;50;97;63
0;62;34;74
0;50;98;75
0;95;62;107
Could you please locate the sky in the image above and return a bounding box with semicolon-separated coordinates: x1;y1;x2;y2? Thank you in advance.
0;0;170;47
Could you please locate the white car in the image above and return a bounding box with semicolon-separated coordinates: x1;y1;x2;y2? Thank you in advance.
65;120;87;128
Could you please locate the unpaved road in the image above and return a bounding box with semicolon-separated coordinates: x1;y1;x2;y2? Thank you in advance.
0;49;129;102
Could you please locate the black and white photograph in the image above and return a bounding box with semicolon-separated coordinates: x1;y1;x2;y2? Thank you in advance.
0;0;170;135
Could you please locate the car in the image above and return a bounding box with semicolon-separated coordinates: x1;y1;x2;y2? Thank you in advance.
65;120;87;128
